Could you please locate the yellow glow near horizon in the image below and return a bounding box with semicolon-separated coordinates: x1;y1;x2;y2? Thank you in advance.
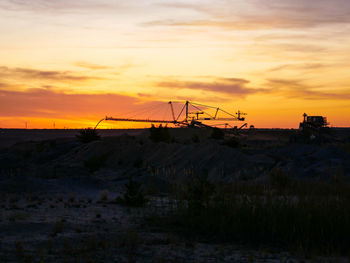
0;0;349;128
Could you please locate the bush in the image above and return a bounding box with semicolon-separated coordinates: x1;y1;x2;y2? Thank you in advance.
223;136;240;148
210;128;224;140
192;134;200;143
76;128;100;143
269;168;292;189
99;190;109;202
84;155;107;173
52;219;65;236
116;177;147;207
134;156;143;168
149;124;171;143
185;171;215;211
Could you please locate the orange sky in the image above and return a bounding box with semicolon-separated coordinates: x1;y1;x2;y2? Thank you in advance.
0;0;349;128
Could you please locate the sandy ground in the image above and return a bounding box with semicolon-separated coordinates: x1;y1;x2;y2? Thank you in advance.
2;191;347;262
0;128;350;262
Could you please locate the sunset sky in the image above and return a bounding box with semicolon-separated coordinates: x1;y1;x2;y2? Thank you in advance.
0;0;349;128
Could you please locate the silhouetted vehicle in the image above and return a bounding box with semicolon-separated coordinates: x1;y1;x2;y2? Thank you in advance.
299;113;329;132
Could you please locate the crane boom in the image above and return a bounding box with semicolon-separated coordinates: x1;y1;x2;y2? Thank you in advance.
94;100;247;129
105;117;180;124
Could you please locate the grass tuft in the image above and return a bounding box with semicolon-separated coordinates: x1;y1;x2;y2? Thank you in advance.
152;175;350;255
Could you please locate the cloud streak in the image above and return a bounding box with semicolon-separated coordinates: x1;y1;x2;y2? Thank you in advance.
0;66;104;82
268;63;328;72
267;78;350;100
0;0;125;14
150;0;350;30
156;77;266;96
74;62;111;70
0;89;164;119
4;0;350;30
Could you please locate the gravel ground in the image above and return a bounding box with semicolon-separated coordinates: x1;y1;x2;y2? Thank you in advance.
0;128;349;262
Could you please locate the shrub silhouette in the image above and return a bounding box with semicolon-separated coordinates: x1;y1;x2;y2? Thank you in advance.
84;155;107;173
134;156;143;168
210;127;224;140
149;124;171;143
76;128;100;143
116;177;147;207
269;167;292;190
192;134;200;143
223;136;240;148
184;170;215;211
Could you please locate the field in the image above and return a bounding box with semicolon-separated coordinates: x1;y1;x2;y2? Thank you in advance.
0;127;350;262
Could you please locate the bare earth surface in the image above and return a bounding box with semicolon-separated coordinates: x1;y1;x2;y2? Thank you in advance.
0;128;349;262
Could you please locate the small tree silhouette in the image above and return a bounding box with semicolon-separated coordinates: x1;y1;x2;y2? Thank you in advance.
210;127;224;140
185;170;215;211
116;177;147;207
223;136;240;148
149;124;171;143
269;168;292;189
76;128;100;143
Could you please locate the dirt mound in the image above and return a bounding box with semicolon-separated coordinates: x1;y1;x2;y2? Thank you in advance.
1;129;350;193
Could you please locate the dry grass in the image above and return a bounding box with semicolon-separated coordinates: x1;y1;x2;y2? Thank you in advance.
98;190;109;202
150;172;350;256
7;211;30;222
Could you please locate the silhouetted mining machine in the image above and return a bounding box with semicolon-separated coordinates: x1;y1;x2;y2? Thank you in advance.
95;100;247;131
299;113;329;133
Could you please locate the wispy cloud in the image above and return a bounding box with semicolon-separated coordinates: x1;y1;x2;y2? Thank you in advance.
267;78;350;100
0;88;165;119
150;0;350;30
156;77;266;96
268;63;327;72
74;61;111;70
141;18;307;30
0;0;125;14
0;66;104;82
